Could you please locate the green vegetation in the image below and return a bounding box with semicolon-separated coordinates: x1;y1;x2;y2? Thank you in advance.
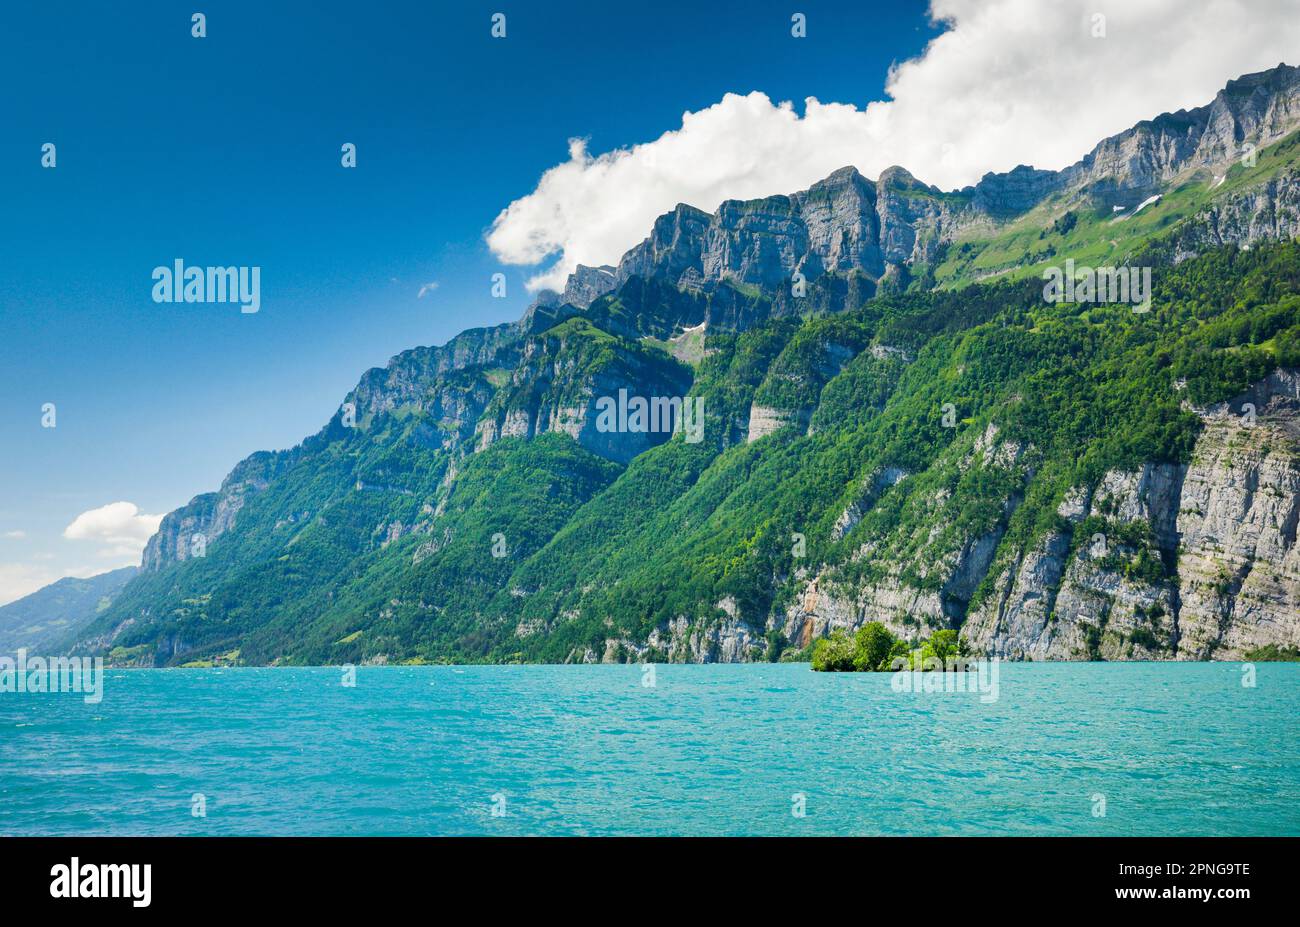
811;622;964;672
78;223;1300;667
1243;644;1300;662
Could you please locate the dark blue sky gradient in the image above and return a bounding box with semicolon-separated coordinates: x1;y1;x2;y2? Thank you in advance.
0;1;937;582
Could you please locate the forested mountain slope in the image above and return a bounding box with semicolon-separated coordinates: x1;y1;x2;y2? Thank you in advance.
73;65;1300;666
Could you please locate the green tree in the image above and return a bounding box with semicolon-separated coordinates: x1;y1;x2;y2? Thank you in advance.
811;630;856;672
929;629;958;668
852;621;898;671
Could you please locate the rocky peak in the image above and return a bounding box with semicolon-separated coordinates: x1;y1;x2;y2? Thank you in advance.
971;164;1062;215
1057;62;1300;206
538;64;1300;305
793;166;884;277
534;263;618;310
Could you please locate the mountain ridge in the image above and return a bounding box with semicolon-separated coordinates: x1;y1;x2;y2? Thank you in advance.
538;62;1300;309
0;566;137;657
69;63;1300;666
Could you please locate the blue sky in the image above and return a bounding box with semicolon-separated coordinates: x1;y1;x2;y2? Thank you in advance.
0;1;939;601
6;1;1295;603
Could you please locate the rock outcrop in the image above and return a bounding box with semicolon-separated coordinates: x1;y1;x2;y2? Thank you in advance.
538;64;1300;307
142;449;298;571
475;320;694;464
1175;370;1300;657
963;371;1300;660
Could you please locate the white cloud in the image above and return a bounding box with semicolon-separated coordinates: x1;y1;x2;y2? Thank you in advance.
2;530;25;539
417;281;440;299
63;501;163;557
487;0;1300;291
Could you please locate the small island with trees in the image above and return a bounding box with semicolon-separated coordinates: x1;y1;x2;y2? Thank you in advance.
810;622;964;672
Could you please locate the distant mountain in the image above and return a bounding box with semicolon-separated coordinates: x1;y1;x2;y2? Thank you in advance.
72;65;1300;666
0;566;137;657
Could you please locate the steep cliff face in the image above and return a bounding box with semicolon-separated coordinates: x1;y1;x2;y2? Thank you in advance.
774;364;1300;664
141;449;298;571
962;464;1185;661
955;372;1300;661
1175;370;1300;658
1002;62;1300;209
778;423;1037;646
604;166;973;297
537;64;1300;312
344;323;519;424
475;318;694;464
1171;164;1300;261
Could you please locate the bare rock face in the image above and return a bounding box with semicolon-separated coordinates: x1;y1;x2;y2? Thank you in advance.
594;614;764;663
831;467;909;541
474;322;694;465
779;425;1034;645
1171;167;1300;261
543;65;1300;310
1174;371;1300;658
873;166;960;265
607;166;965;297
799;166;886;276
962;371;1300;661
1056;63;1300;206
1191;64;1300;166
780;372;1300;663
745;405;791;443
964;520;1180;662
142;450;296;571
555;264;617;308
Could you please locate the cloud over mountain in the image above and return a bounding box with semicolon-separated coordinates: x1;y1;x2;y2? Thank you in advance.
487;0;1300;291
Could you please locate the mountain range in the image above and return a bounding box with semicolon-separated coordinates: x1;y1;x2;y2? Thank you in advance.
59;63;1300;666
0;566;137;658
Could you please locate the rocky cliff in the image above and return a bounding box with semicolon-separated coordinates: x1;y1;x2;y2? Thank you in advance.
535;64;1300;310
790;371;1300;662
95;66;1300;667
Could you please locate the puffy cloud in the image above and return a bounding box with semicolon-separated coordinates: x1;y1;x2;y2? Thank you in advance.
488;0;1300;291
63;502;163;556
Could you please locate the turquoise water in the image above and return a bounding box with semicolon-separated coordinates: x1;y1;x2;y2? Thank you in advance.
1;662;1296;836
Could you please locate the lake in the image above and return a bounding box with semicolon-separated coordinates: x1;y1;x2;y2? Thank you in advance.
1;662;1296;835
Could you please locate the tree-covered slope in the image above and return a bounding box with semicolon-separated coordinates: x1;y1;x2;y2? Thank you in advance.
0;566;136;657
77;239;1300;666
71;65;1300;666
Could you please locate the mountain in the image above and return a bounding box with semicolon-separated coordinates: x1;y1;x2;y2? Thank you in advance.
72;65;1300;666
0;566;137;657
536;63;1300;305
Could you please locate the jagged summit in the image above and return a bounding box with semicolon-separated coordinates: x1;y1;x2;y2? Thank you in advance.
535;62;1300;309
